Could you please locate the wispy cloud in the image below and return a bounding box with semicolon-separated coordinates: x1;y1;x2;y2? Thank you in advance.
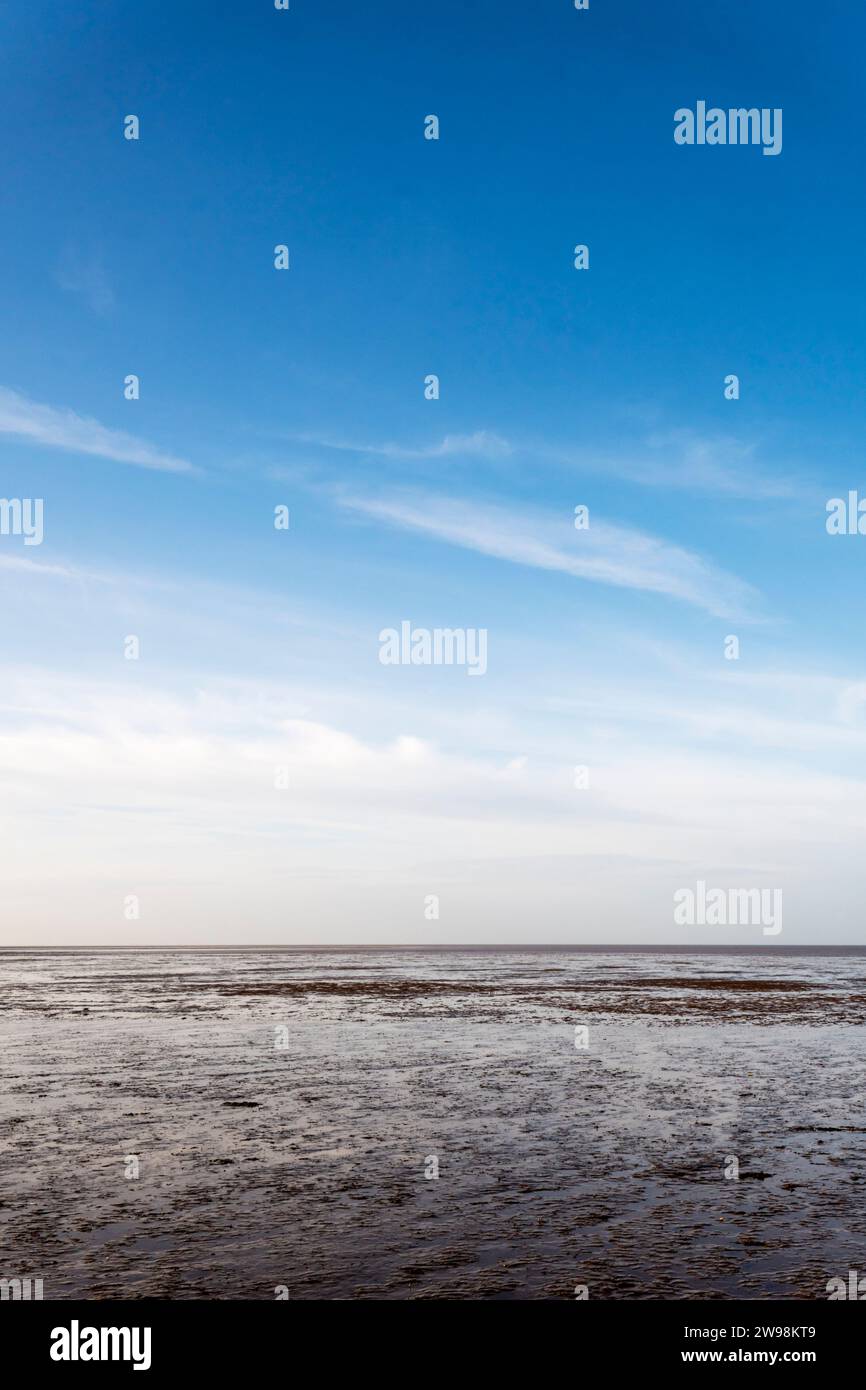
0;554;96;581
297;429;512;461
627;430;806;500
293;422;804;501
537;429;807;501
55;246;115;316
0;387;196;474
337;489;759;619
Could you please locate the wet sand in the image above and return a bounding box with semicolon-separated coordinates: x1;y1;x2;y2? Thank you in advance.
2;948;865;1300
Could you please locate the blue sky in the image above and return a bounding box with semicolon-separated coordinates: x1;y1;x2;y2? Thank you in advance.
1;0;865;944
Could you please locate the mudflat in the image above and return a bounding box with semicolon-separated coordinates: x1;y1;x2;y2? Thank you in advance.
2;947;865;1300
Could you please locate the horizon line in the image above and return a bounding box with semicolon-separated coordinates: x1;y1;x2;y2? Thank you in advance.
1;942;863;953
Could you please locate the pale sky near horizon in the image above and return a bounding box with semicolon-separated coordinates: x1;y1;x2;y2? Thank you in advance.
2;1;865;945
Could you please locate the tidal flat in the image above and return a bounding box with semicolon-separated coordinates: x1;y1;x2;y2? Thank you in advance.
1;947;865;1300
